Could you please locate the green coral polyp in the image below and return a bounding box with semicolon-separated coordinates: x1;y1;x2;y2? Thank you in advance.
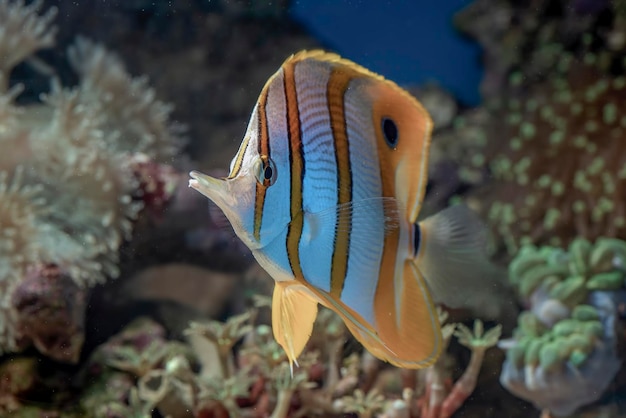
505;237;625;372
571;304;599;321
582;321;604;339
511;238;626;301
511;316;603;372
517;311;546;337
568;349;588;368
549;275;587;307
586;271;624;290
524;339;542;367
539;342;563;373
552;319;582;337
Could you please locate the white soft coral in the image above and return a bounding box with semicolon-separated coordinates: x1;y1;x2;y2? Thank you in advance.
0;0;56;90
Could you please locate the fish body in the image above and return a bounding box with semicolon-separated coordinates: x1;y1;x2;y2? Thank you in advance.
190;51;491;369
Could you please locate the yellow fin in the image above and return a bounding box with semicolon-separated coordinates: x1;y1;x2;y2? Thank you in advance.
416;204;505;318
272;281;318;372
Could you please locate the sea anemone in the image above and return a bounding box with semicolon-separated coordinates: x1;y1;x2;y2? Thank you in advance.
29;86;141;283
0;0;56;89
0;168;48;352
0;0;184;355
67;37;186;162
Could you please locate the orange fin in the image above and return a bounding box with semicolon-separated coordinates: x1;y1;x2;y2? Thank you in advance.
369;260;443;368
308;259;442;369
272;281;318;372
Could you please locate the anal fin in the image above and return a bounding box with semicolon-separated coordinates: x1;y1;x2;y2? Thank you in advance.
307;259;443;369
272;281;318;371
372;260;443;368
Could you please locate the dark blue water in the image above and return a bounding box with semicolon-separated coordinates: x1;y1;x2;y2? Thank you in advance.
290;0;481;105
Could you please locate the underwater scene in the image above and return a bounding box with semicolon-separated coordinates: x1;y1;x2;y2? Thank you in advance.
1;0;625;417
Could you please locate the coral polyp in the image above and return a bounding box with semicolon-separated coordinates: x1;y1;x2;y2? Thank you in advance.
67;37;186;162
482;57;626;253
0;168;48;352
0;0;184;356
0;0;56;87
500;238;625;416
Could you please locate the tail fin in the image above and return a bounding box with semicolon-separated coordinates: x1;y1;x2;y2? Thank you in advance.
415;205;507;319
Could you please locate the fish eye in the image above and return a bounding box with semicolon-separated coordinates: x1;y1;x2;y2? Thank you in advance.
382;117;398;148
255;155;277;186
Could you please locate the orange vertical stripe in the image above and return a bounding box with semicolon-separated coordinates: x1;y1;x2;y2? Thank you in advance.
253;88;270;242
327;68;354;297
283;63;306;281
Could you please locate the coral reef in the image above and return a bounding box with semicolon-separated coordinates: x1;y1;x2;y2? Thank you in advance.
500;238;626;416
12;264;86;363
46;301;499;418
424;0;626;256
476;55;626;254
7;0;625;417
454;0;624;99
403;310;502;418
45;0;321;167
0;0;183;358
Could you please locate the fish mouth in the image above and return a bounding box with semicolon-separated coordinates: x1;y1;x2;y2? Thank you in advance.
189;170;233;206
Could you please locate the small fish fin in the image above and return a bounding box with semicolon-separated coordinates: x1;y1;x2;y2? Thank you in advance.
415;204;503;313
272;281;318;370
304;197;400;243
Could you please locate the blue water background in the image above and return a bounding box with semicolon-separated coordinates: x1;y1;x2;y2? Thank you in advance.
289;0;481;105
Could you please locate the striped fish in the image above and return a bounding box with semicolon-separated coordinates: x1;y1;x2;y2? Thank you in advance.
189;50;493;369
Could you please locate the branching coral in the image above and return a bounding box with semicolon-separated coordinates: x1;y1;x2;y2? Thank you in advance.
500;238;624;416
156;303;501;418
185;310;255;379
6;293;500;417
401;309;502;418
0;0;184;357
79;317;191;417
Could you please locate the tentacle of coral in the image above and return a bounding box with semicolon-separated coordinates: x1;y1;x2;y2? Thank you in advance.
67;37;186;162
0;0;57;89
0;167;49;353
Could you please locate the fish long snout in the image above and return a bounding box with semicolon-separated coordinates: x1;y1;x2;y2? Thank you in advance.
189;170;233;206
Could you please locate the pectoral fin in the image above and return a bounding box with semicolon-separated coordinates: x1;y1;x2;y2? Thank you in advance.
272;281;318;372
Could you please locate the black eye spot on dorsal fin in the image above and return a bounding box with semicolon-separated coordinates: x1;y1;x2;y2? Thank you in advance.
382;117;398;148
